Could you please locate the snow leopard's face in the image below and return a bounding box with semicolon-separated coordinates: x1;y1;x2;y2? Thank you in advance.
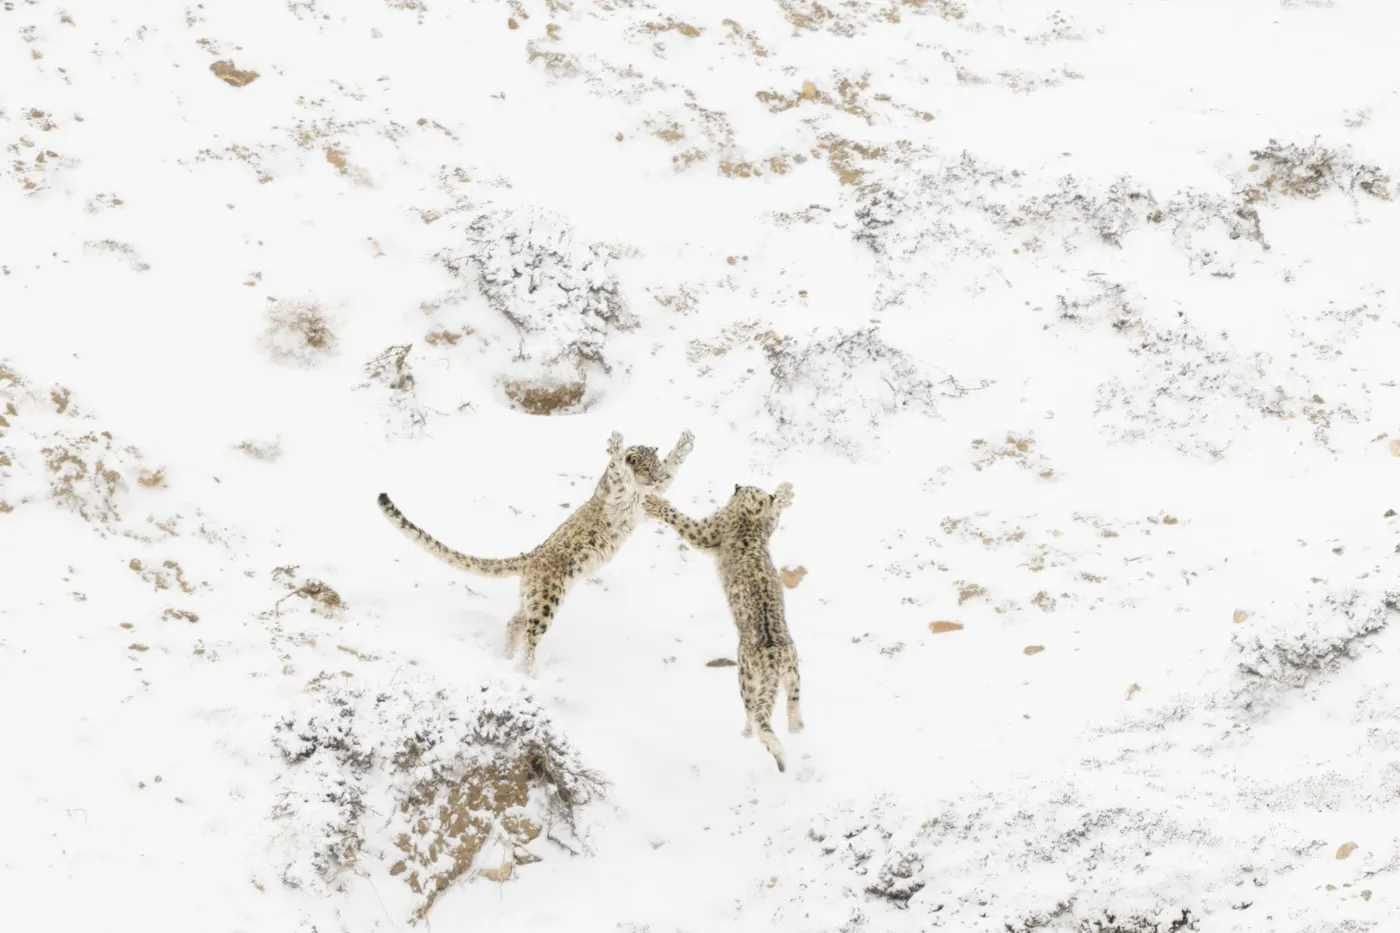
624;445;664;487
729;485;775;519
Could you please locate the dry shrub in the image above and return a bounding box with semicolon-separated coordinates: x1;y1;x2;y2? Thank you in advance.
1234;588;1398;694
363;345;415;393
271;683;604;923
236;438;283;462
760;327;989;459
502;378;587;415
1246;138;1392;202
42;432;136;524
129;558;200;594
272;565;346;618
264;298;337;366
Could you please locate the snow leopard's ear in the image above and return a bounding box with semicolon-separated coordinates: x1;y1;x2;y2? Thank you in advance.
734;483;741;494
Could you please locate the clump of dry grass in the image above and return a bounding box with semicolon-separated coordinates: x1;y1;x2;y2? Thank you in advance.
235;438;283;462
272;565;346;618
363;344;415;393
502;379;587;415
263;298;337;366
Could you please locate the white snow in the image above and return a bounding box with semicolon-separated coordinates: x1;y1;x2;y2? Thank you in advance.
3;0;1399;930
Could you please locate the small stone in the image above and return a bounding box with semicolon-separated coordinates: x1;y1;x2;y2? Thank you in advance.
128;643;149;652
1385;509;1396;518
706;658;737;668
1336;841;1358;860
210;60;259;88
929;621;964;634
800;80;818;100
1233;609;1250;624
1162;515;1178;525
1389;439;1400;457
1023;645;1045;656
779;566;807;588
507;17;518;29
1126;682;1141;699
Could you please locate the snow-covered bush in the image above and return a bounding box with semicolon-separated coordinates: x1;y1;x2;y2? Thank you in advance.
271;681;605;922
1246;138;1392;202
262;297;338;367
761;327;989;460
438;205;637;374
1233;588;1398;693
770;783;1291;932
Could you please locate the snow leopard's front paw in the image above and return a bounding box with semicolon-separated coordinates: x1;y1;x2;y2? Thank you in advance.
674;429;695;458
773;482;795;510
607;431;624;457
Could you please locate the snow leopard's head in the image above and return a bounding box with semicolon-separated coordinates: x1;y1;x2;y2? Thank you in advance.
624;445;664;487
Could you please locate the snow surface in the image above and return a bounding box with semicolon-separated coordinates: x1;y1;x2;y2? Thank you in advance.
3;0;1399;930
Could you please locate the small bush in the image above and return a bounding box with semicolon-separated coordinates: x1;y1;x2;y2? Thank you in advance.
264;298;337;366
1234;588;1397;694
437;205;637;375
271;681;604;923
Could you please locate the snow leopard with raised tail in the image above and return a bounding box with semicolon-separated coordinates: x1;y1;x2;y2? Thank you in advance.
379;429;694;673
644;482;801;772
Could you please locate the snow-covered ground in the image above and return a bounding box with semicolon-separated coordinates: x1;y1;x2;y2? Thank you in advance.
3;1;1399;930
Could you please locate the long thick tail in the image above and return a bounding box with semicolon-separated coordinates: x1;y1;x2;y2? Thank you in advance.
752;657;787;773
377;493;526;578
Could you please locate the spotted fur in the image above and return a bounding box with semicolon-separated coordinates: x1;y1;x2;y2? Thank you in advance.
380;429;694;673
644;482;801;772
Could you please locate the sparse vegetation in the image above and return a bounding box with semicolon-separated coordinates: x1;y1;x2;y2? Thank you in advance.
502;378;587;415
758;326;990;459
271;683;605;922
1234;588;1398;694
263;298;337;366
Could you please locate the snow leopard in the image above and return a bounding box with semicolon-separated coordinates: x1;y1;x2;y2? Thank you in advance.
379;429;694;673
644;482;802;772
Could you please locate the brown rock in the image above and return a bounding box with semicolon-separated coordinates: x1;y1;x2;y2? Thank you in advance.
210;60;259;88
1023;645;1045;656
706;658;737;668
1337;841;1359;860
779;566;807;588
1233;609;1250;624
929;621;964;634
801;80;818;100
